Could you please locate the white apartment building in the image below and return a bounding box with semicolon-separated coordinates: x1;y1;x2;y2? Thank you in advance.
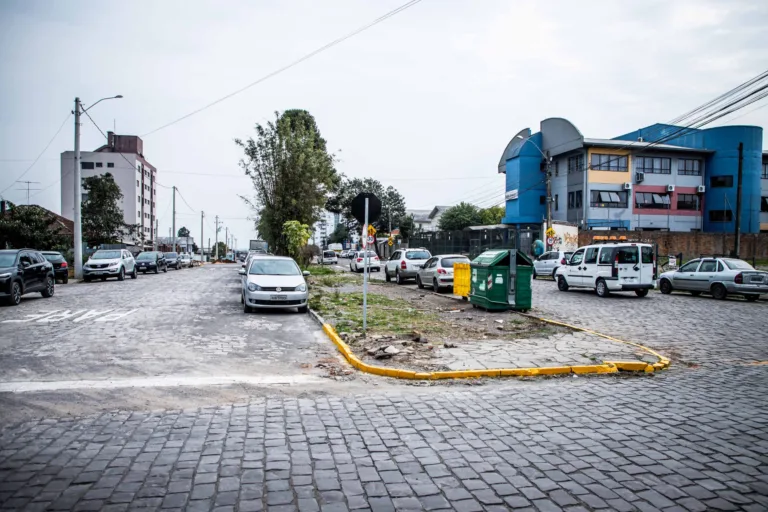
61;132;157;247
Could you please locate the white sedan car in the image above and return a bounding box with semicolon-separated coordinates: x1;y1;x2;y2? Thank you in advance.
349;251;381;272
239;256;309;313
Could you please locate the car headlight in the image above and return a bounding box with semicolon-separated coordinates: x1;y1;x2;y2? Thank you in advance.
0;272;10;279
247;283;261;292
297;283;307;292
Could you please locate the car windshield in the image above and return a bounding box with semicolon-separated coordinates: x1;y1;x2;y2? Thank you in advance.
564;252;574;259
165;252;178;258
358;252;377;258
43;253;65;263
92;250;121;259
0;253;17;266
723;259;755;270
406;251;430;260
249;259;300;276
136;253;155;260
323;252;335;257
441;257;469;267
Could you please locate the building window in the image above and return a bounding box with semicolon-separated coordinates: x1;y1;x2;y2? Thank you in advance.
678;158;702;176
81;162;94;170
709;210;733;222
138;196;141;203
711;176;733;188
760;197;768;212
677;194;701;211
539;195;546;205
590;190;628;208
575;190;582;209
635;192;671;209
762;163;768;179
635;156;671;175
554;194;559;211
590;153;628;172
95;162;103;168
568;155;584;174
137;180;140;187
107;162;114;168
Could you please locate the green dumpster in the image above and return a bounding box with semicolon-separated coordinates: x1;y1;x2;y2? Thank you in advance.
468;249;533;311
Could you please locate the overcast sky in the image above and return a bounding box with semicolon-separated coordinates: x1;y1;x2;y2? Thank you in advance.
1;0;767;248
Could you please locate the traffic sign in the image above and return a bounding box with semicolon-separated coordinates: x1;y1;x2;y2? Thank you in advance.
545;227;556;238
368;225;377;236
351;193;381;225
388;237;394;247
366;235;374;245
547;237;555;245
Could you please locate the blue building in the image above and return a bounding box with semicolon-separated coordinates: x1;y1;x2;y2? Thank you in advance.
499;118;768;233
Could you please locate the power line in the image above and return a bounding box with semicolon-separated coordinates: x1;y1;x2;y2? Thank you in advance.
0;112;71;196
141;0;424;137
160;169;499;182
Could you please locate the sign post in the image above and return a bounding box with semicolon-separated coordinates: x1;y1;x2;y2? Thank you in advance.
351;192;381;334
363;198;369;332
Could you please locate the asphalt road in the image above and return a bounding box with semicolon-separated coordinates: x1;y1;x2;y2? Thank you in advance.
1;261;767;511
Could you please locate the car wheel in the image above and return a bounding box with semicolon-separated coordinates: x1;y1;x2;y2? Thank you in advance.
745;294;759;302
117;268;125;281
433;279;440;293
659;279;672;295
131;267;137;279
7;282;21;306
163;267;167;273
154;267;159;274
84;276;91;283
385;269;391;282
243;301;250;313
396;270;404;285
416;275;424;289
41;276;54;298
297;305;308;314
711;283;727;300
532;269;537;280
595;278;610;298
635;289;648;297
240;292;244;304
557;276;569;291
552;268;558;280
62;276;68;284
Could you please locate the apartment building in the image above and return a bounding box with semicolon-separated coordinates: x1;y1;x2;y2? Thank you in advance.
61;132;157;247
499;118;766;233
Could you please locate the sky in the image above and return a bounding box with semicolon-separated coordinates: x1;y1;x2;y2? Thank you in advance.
1;0;767;249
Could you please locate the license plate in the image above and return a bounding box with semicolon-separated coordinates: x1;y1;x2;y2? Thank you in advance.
270;295;288;300
750;277;764;283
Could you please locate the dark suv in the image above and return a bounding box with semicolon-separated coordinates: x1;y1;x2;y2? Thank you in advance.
0;249;56;306
136;251;168;274
164;252;180;270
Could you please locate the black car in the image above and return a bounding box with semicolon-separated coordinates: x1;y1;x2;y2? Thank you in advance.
0;249;56;306
164;251;181;270
41;251;69;284
136;251;168;274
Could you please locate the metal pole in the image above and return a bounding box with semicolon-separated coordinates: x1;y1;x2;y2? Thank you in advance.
363;198;369;333
546;156;552;249
200;211;204;257
214;216;219;260
734;142;743;257
154;219;158;250
73;97;84;279
171;186;176;252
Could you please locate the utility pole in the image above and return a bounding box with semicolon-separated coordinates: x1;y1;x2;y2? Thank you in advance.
171;186;177;252
200;211;204;257
225;227;229;254
546;153;552;245
734;142;744;257
73;97;83;279
214;215;220;260
154;219;158;250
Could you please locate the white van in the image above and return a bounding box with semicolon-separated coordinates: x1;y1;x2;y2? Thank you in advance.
319;250;338;265
555;241;656;297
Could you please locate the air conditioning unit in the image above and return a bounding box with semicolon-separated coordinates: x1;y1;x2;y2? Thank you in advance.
666;184;675;192
697;185;706;193
623;182;632;190
635;172;645;183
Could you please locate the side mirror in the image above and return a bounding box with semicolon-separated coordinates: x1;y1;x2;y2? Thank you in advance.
303;271;311;277
238;268;245;275
21;261;30;268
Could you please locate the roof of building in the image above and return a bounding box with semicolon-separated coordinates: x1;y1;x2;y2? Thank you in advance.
406;209;432;222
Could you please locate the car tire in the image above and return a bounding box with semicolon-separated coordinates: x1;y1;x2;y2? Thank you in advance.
41;276;54;298
532;269;537;280
711;283;727;300
745;294;759;302
163;267;167;273
396;270;404;285
241;293;244;304
552;269;558;280
154;267;159;274
659;279;672;294
7;282;22;306
131;267;137;279
557;276;569;292
433;279;440;293
416;276;424;289
62;276;68;284
385;269;391;282
297;305;308;314
595;278;610;298
243;301;250;313
117;268;125;281
635;289;648;298
84;276;91;283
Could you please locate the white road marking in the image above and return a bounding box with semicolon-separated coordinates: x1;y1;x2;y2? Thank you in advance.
0;374;325;393
94;309;138;322
1;311;61;323
72;309;114;323
38;310;87;323
1;308;135;324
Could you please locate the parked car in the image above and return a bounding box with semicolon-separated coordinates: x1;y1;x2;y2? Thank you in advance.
533;250;574;280
339;250;349;259
0;249;56;306
179;254;192;268
384;248;431;284
658;257;768;301
41;251;69;284
350;251;381;273
164;252;181;270
135;251;168;274
84;249;137;282
319;250;338;265
239;256;309;313
555;242;655;297
416;254;470;292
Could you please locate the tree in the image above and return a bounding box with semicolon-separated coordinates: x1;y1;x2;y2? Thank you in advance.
397;214;415;241
328;223;349;244
236;110;339;255
0;202;70;251
283;220;312;267
81;173;137;247
177;226;190;238
438;202;481;231
326;178;407;234
192;242;199;254
479;205;505;225
212;241;228;259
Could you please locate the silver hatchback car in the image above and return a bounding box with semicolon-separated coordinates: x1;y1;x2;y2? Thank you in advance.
416;254;470;292
658;257;768;301
239;256;310;313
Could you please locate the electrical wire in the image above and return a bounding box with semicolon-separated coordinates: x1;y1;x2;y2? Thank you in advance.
1;112;71;196
140;0;424;137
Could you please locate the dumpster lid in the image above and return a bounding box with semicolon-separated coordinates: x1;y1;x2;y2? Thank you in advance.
472;249;533;267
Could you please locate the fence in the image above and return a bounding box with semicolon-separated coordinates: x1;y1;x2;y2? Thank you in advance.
408;227;542;259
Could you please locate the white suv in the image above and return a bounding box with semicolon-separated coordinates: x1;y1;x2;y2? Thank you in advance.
384;248;431;284
555;242;656;297
83;249;137;282
533;250;574;280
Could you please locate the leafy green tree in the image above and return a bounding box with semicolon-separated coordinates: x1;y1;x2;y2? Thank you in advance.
397;214;415;241
212;241;228;259
438;202;481;231
236;110;339;255
192;242;199;254
0;202;70;250
81;173;137;247
479;205;505;225
326;178;407;234
177;226;190;238
328;223;349;244
283;220;312;267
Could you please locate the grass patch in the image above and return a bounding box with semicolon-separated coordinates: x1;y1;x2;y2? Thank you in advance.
310;273;361;288
307;265;336;276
